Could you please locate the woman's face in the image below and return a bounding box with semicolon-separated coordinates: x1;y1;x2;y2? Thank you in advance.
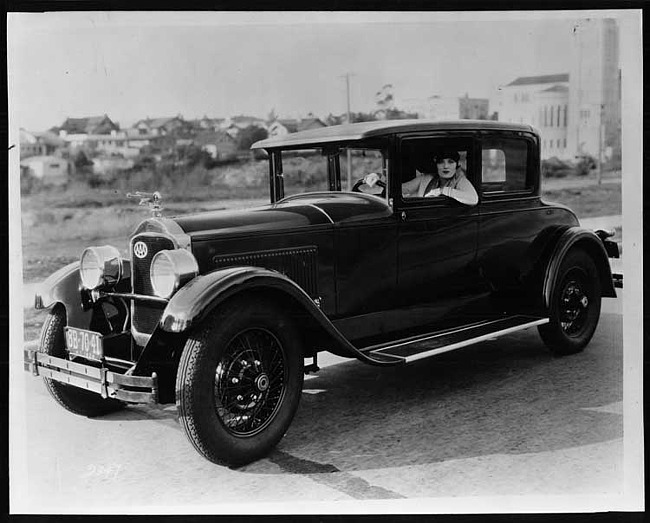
436;158;458;179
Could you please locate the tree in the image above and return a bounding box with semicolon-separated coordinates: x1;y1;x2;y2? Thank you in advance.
236;126;268;151
351;111;377;123
375;84;395;113
73;149;93;174
384;108;419;120
325;113;345;126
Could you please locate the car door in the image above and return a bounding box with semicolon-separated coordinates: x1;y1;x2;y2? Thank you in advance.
330;147;399;341
394;134;481;328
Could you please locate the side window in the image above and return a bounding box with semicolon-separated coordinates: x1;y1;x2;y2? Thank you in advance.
400;138;473;201
481;138;531;194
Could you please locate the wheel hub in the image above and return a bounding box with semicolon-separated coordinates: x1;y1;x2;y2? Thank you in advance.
213;328;287;437
255;373;270;392
560;278;589;334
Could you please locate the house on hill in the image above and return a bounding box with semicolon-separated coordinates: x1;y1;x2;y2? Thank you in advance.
20;155;70;186
267;117;327;138
193;130;238;161
19;129;64;159
268;119;299;136
51;114;122;149
133;116;190;137
188;116;226;132
222;115;267;137
54;114;119;136
298;117;327;132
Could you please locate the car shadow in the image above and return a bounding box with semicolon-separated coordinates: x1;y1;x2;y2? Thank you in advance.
249;313;623;475
100;403;179;424
99;315;622;476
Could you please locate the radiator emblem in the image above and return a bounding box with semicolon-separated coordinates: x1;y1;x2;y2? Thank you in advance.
133;241;148;259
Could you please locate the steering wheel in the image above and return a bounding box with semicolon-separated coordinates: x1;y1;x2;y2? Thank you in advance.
352;177;387;198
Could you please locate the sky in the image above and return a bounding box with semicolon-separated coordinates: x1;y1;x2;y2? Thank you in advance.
7;11;606;131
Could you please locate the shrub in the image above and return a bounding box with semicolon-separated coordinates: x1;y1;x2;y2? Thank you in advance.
575;155;597;176
20;170;43;195
542;157;573;178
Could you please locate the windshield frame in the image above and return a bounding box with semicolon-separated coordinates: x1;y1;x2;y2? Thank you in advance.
266;139;391;204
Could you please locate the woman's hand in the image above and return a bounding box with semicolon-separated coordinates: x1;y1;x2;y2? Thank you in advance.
363;172;381;187
425;187;452;198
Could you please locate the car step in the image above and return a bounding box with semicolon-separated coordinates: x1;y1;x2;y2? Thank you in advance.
362;315;549;364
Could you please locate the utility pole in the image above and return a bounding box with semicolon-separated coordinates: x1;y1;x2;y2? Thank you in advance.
340;72;355;191
598;103;604;185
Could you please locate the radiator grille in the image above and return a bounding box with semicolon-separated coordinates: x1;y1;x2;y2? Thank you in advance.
212;246;318;298
131;235;175;334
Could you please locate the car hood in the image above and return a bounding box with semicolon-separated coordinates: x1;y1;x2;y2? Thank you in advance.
172;192;393;240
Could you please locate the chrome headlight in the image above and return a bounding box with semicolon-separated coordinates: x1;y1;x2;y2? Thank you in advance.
150;249;199;299
79;245;123;290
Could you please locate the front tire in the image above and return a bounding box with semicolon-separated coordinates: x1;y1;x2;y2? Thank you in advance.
538;248;602;355
175;297;304;467
40;305;125;417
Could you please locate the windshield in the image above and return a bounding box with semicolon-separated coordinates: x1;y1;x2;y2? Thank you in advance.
278;146;387;198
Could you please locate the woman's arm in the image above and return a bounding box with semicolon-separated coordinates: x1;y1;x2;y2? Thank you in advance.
402;175;428;197
440;176;479;205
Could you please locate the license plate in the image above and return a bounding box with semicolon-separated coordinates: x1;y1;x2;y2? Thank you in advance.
65;327;104;361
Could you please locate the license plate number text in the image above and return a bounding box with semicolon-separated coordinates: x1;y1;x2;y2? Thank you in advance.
65;327;103;360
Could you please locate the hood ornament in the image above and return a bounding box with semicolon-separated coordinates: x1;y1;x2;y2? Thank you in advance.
127;191;163;217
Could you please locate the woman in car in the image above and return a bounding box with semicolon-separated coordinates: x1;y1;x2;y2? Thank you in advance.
363;149;479;206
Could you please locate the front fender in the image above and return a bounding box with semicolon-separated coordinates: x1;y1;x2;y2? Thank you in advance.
35;259;131;329
161;266;323;333
160;266;401;366
543;227;616;308
34;262;92;329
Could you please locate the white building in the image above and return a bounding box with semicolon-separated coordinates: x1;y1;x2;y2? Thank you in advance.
567;18;620;161
20;155;69;185
498;74;570;159
497;18;620;161
19;129;64;159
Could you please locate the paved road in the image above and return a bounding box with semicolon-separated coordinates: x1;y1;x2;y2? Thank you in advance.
11;297;624;513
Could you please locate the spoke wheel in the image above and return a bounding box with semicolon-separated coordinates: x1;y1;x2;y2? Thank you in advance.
176;297;303;467
214;328;287;437
538;248;602;355
558;271;590;336
39;305;124;417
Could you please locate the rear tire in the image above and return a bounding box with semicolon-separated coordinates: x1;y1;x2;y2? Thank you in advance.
40;306;125;417
538;249;602;355
175;297;304;467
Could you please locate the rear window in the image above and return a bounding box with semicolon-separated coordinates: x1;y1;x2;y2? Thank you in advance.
481;138;532;194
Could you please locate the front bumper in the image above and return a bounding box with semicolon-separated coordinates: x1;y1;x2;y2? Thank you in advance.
24;349;159;404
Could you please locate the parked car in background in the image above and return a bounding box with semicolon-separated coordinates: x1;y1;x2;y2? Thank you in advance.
25;120;622;466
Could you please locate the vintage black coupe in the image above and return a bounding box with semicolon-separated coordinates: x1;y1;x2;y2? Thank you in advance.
24;120;621;466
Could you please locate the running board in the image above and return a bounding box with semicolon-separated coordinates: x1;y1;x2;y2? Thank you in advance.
363;315;549;364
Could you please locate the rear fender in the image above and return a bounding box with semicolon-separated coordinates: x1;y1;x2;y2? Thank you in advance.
160;266;389;364
543;227;616;308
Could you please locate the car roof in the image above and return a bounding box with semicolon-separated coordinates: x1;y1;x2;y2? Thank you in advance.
251;119;537;149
